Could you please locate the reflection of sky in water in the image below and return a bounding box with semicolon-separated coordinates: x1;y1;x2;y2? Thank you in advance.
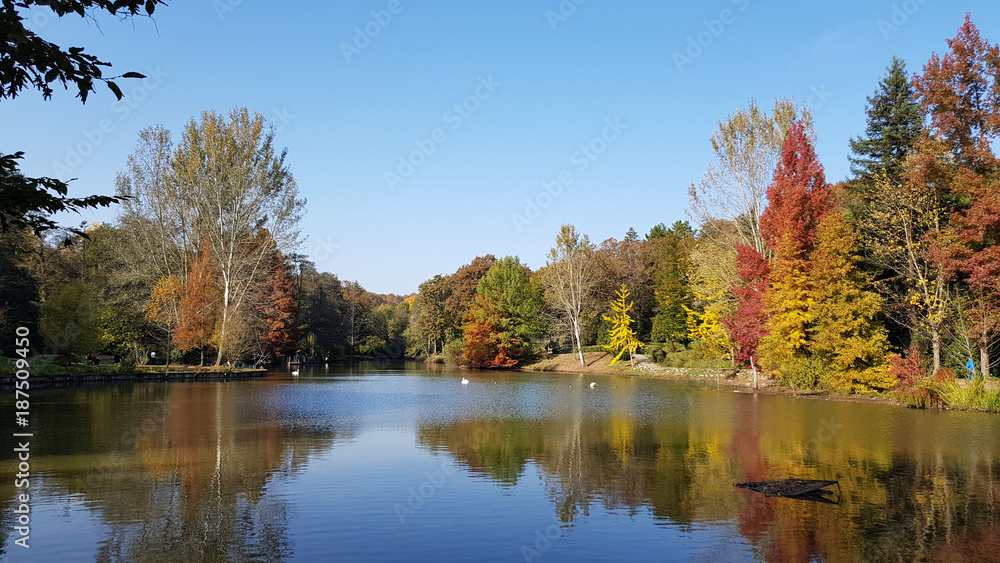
5;366;1000;561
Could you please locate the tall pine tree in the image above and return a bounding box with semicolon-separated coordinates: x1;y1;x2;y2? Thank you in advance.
848;56;924;184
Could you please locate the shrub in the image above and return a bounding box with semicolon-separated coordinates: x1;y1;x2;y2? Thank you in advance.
442;339;465;365
888;345;927;388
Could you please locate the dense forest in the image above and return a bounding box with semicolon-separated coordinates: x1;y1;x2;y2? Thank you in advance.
3;14;1000;397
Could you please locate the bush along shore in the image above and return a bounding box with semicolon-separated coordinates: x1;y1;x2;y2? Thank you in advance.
519;352;1000;413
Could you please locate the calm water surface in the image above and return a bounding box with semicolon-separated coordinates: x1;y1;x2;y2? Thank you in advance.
3;362;1000;562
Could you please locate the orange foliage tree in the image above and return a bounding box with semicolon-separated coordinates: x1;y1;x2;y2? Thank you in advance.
175;244;218;365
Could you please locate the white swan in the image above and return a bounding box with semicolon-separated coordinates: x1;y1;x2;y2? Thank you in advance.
291;369;299;376
589;382;596;388
461;378;470;385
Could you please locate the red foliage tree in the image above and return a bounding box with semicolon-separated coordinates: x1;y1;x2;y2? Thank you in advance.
913;13;1000;172
175;243;218;366
760;121;830;257
256;251;299;358
724;244;770;367
916;14;1000;377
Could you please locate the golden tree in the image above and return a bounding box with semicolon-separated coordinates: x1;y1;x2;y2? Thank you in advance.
603;284;643;367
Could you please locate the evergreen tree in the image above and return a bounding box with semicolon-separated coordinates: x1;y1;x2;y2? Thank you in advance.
649;221;695;344
848;57;924;183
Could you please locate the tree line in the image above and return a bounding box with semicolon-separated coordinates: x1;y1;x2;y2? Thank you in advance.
3;12;1000;390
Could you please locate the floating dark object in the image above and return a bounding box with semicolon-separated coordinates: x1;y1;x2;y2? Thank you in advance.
734;478;840;498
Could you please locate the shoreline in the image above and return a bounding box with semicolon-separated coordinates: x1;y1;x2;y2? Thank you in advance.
519;352;912;409
6;369;268;389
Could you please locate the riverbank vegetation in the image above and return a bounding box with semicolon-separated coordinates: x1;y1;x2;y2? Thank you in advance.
3;13;1000;412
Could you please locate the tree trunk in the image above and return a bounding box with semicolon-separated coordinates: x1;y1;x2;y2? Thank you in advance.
932;329;941;372
573;319;585;366
981;342;990;380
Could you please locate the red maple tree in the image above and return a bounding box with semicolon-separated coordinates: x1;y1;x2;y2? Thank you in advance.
725;244;770;367
760;121;830;257
256;251;299;358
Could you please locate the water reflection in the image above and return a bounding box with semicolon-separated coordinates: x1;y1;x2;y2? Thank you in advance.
0;381;347;562
417;381;1000;562
2;370;1000;561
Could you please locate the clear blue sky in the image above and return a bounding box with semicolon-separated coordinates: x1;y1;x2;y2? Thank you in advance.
6;1;1000;294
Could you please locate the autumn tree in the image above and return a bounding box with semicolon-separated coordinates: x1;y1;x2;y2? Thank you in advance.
143;275;184;365
539;225;594;366
809;203;894;393
462;256;543;367
915;14;1000;377
724;244;769;370
442;255;496;341
688;99;813;256
913;13;1000;173
256;251;299;359
592;236;654;341
175;244;218;366
602;284;643;367
171;107;305;365
858;161;952;372
685;219;740;359
757;122;829;384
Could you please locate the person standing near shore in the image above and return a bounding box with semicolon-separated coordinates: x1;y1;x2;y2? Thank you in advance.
966;358;976;381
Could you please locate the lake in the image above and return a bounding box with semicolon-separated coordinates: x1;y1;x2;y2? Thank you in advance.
3;362;1000;562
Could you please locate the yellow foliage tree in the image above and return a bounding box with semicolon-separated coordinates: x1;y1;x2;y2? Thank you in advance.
603;284;643;367
144;275;185;365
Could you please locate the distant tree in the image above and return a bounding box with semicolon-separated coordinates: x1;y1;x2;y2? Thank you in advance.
689;99;812;256
143;275;184;364
1;0;166;237
602;284;642;367
175;244;218;366
848;57;924;184
463;294;519;368
540;225;594;366
463;256;544;367
256;252;299;359
648;221;695;344
39;280;99;365
624;227;639;242
592;236;654;341
407;275;448;355
442;255;495;341
646;223;669;240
